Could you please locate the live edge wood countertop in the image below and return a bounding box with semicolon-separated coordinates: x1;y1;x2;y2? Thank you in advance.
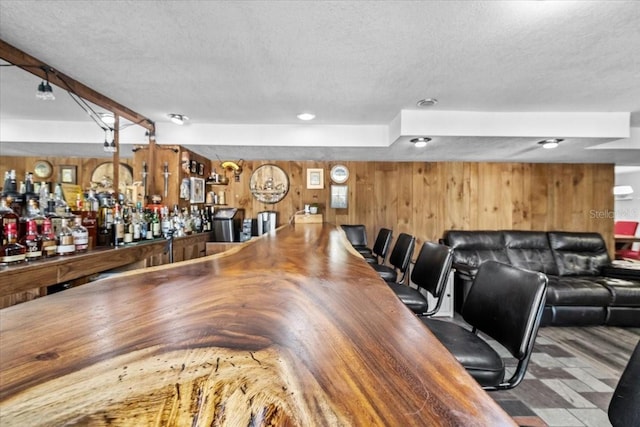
0;223;515;426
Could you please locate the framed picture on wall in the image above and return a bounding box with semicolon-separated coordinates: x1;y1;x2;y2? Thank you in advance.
330;185;348;209
190;177;205;203
60;165;77;184
306;168;324;189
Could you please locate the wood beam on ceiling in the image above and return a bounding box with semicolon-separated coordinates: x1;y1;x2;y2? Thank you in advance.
0;39;155;132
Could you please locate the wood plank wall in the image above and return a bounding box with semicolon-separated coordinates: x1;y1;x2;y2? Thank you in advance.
0;156;615;256
213;161;615;256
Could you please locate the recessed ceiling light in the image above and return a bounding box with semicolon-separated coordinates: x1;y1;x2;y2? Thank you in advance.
410;137;431;148
538;138;563;149
168;113;189;125
297;112;316;121
416;98;438;107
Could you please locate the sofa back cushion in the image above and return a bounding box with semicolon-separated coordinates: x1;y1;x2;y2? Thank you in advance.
548;232;611;276
443;230;509;268
503;230;559;276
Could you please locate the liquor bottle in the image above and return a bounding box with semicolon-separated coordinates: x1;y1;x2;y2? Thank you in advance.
151;208;161;238
131;205;141;242
71;216;89;253
2;170;24;218
56;218;76;256
53;183;69;217
45;199;63;237
85;189;99;213
0;197;19;246
41;217;58;258
20;218;43;261
20;198;46;237
112;203;125;246
0;222;26;265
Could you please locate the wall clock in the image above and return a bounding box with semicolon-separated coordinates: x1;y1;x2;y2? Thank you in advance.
330;164;349;184
249;164;289;204
33;160;53;179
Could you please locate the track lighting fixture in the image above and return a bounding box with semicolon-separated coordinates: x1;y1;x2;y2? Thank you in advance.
168;113;189;125
36;80;55;100
103;129;117;153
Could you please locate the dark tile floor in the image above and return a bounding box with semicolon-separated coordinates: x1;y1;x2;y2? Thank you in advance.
489;325;640;427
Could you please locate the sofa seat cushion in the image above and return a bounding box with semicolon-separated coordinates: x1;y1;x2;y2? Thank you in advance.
593;278;640;307
546;276;613;306
424;319;504;387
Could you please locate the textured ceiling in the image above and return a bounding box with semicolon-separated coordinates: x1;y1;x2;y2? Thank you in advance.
0;0;639;164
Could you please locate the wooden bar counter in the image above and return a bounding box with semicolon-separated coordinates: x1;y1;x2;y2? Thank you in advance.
0;223;515;426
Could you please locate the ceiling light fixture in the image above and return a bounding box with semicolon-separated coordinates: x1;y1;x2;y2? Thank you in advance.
613;185;634;196
103;129;117;153
410;137;431;148
99;112;115;125
538;138;563;149
168;113;189;125
36;80;55;101
297;112;316;121
416;98;438;107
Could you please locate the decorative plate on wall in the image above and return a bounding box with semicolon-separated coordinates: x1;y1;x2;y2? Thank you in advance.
33;160;53;179
330;164;349;184
249;164;289;204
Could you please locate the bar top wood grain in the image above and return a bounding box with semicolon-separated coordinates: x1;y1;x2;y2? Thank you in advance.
0;223;516;426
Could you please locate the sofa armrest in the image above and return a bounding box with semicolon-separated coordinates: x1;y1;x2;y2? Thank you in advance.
602;262;640;281
453;263;478;281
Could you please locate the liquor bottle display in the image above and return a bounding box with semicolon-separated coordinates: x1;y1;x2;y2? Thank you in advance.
20;219;43;261
71;216;89;253
0;197;19;245
56;218;76;256
112;203;125;246
41;218;58;258
0;222;26;265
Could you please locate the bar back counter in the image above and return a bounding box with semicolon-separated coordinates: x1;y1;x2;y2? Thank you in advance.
0;223;515;426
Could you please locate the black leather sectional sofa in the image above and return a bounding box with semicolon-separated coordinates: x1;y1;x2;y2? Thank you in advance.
442;230;640;327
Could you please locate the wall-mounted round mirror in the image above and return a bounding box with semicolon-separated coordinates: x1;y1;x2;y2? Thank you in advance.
250;164;289;204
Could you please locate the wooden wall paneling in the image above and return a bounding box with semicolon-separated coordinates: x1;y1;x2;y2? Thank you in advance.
1;155;617;256
441;162;466;238
592;164;615;256
530;163;550;230
466;163;480;230
397;162;413;238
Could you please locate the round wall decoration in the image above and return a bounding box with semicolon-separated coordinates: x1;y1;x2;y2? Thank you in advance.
90;162;134;194
330;164;349;184
249;164;289;204
33;160;53;179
